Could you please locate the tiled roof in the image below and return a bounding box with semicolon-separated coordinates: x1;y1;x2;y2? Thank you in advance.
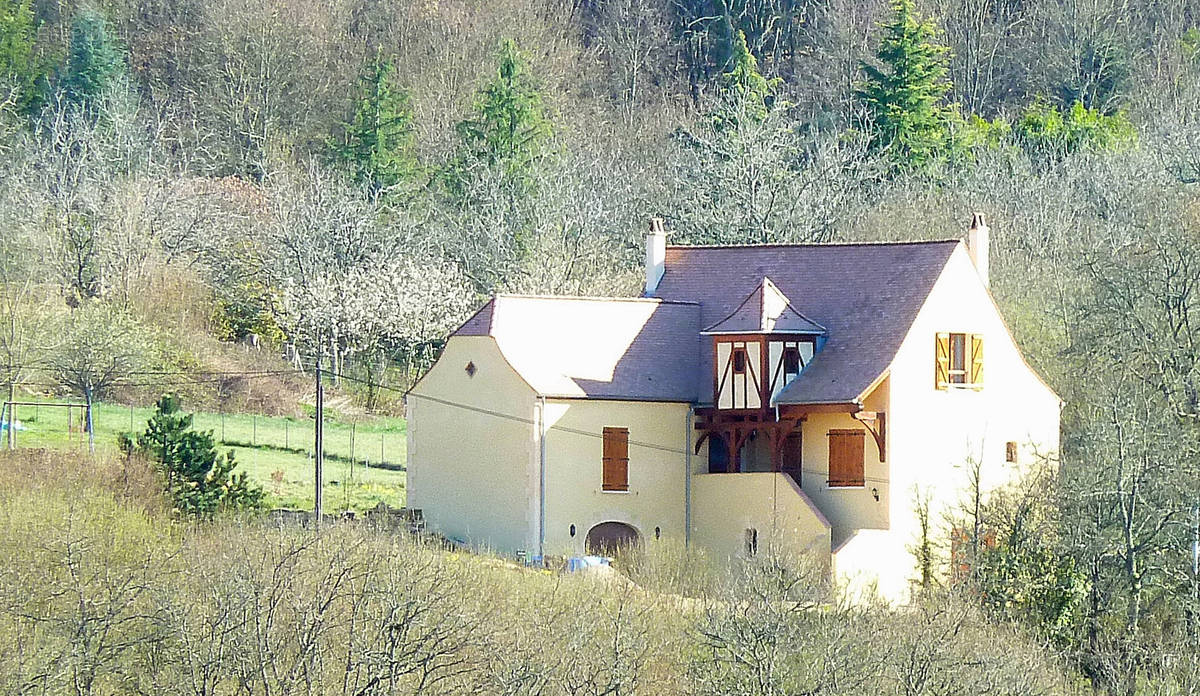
653;240;961;405
455;295;701;401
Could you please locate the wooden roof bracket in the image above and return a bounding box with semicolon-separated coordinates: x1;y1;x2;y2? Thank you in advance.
853;410;886;462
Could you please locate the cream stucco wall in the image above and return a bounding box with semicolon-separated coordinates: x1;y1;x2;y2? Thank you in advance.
691;472;831;565
833;245;1062;603
407;336;539;554
541;399;690;556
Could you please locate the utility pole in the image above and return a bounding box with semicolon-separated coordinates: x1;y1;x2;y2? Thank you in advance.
314;353;325;529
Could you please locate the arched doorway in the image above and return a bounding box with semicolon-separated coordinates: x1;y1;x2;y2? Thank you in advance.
708;433;730;473
585;521;639;556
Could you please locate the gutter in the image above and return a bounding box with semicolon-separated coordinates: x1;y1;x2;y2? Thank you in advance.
538;396;547;561
685;405;693;546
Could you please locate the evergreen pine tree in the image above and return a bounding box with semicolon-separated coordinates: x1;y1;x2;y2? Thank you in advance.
0;0;41;114
62;6;124;109
455;39;550;180
854;0;953;171
127;395;263;517
712;30;780;131
335;49;419;193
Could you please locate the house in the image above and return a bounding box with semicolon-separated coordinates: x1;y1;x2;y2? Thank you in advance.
405;215;1061;602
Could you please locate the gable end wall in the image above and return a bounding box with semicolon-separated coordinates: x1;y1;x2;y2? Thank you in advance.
407;336;539;554
833;244;1061;602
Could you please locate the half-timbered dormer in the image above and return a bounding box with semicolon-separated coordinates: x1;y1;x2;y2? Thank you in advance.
701;278;827;412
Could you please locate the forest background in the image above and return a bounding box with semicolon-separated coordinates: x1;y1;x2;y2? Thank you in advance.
2;0;1200;692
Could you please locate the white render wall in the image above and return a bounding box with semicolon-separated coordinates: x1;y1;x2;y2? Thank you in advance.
691;472;832;565
541;399;690;556
834;244;1061;603
406;336;539;554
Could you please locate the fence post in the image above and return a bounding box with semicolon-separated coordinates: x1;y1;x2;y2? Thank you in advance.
253;415;257;447
350;423;356;467
221;412;225;443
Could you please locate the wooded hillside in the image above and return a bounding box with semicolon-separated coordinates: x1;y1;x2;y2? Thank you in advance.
2;0;1200;692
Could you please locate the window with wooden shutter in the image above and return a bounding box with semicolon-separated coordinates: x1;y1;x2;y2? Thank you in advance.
828;429;865;487
935;333;950;389
936;332;984;389
969;333;984;389
602;427;629;492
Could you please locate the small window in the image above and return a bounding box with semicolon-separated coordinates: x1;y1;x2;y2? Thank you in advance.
744;528;758;556
935;333;984;390
1005;441;1018;463
949;334;967;384
828;429;865;487
732;347;747;374
783;346;801;374
602;427;629;491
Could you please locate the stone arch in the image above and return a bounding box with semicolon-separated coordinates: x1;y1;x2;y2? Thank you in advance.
585;521;640;556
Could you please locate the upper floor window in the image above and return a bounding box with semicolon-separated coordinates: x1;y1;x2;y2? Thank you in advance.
935;332;983;390
783;346;801;374
732;347;748;374
602;427;629;492
828;429;865;487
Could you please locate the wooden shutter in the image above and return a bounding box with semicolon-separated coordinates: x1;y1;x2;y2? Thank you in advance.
934;333;950;390
969;334;984;389
602;427;629;491
828;430;865;487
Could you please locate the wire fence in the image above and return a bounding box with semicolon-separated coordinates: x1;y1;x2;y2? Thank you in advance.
2;401;406;472
196;411;405;471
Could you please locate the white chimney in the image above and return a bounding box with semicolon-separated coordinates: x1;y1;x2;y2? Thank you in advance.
644;217;666;296
967;213;989;288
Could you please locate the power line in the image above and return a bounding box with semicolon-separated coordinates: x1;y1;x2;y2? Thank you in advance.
400;382;891;486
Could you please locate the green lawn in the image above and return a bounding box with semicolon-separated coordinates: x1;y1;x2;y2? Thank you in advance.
1;400;407;513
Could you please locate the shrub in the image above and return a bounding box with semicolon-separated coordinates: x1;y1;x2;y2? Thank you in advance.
120;394;264;517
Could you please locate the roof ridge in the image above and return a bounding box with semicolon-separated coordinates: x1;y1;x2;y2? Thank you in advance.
494;293;699;305
666;238;962;250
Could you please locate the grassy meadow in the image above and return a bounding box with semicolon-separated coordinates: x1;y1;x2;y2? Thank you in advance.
1;399;407;512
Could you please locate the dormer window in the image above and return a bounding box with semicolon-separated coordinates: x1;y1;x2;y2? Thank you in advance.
732;348;748;374
783;347;801;375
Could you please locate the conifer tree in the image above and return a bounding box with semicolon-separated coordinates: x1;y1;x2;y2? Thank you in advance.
125;395;264;517
712;30;780;131
335;49;418;193
61;6;123;109
455;39;550;180
0;0;41;114
855;0;953;171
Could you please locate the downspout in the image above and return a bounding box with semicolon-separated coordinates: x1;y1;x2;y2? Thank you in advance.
685;405;693;546
538;396;547;562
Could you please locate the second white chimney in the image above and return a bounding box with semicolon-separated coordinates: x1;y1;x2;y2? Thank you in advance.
967;213;989;288
645;217;666;296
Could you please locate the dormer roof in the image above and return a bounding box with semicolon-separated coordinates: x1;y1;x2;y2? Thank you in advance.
655;240;962;405
701;277;827;335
